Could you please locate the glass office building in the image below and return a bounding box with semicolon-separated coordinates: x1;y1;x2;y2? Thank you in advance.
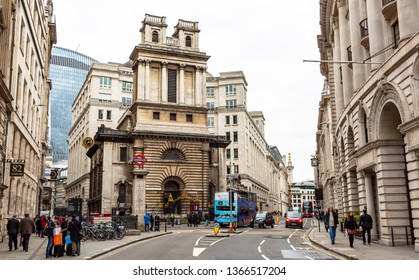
49;46;96;163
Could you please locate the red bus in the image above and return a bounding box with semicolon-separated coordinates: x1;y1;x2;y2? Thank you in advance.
302;201;313;218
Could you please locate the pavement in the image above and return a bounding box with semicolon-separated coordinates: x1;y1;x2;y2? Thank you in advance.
0;219;417;260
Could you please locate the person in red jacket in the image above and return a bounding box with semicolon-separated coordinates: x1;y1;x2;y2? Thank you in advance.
41;215;47;238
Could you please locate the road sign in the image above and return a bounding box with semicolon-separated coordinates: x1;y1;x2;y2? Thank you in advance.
82;137;94;149
50;169;58;180
213;223;220;235
133;153;147;167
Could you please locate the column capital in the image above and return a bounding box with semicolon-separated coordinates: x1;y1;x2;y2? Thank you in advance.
145;59;151;64
161;61;168;66
180;63;186;69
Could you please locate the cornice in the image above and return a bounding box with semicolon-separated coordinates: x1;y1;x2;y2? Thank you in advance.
399;116;419;134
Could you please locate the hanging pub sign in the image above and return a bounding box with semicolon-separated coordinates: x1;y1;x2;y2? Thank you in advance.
7;159;25;177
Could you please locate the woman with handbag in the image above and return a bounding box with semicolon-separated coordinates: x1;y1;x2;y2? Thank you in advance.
344;211;358;248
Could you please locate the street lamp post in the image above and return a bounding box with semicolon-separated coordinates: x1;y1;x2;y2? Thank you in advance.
229;162;234;232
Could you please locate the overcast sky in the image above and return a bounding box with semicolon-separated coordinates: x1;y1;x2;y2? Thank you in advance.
52;0;324;183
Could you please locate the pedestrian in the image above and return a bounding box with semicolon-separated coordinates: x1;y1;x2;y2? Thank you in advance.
60;216;68;254
344;211;358;248
7;215;20;251
154;213;160;231
18;213;35;252
322;210;328;232
67;215;82;256
44;216;55;258
170;215;174;227
325;206;338;245
187;213;192;227
192;213;198;227
149;213;154;231
41;215;47;238
34;215;42;237
359;207;373;245
204;212;209;226
144;212;150;232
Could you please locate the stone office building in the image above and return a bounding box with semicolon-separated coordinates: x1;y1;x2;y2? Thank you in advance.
87;14;229;227
316;0;419;252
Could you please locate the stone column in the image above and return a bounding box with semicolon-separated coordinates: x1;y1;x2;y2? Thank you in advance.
145;60;151;101
348;0;368;91
366;0;387;71
137;59;145;101
179;64;185;104
200;66;207;107
161;61;168;103
195;66;201;106
332;17;344;117
398;0;419;43
132;168;149;232
363;171;378;241
338;0;353;107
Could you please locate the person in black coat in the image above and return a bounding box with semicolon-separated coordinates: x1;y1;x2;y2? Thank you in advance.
359;207;373;245
68;215;82;256
7;215;20;251
344;211;358;248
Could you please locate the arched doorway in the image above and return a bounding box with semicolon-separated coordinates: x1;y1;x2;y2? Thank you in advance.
163;180;181;215
376;101;412;245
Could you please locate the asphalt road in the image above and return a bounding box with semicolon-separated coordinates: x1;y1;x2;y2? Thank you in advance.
97;218;336;260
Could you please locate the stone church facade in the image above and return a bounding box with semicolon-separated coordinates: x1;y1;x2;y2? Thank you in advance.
87;14;229;227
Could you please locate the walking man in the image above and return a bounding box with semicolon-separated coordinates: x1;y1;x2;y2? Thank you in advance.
19;213;35;252
325;206;338;245
68;215;82;256
7;215;20;251
359;207;373;245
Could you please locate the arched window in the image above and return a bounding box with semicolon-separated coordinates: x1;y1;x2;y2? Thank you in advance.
152;31;159;43
162;148;185;160
185;35;192;47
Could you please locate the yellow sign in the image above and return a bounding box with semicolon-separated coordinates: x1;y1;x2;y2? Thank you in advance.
10;163;25;176
213;223;220;235
82;137;94;148
168;193;174;203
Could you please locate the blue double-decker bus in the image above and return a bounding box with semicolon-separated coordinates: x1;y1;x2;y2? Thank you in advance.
214;190;257;227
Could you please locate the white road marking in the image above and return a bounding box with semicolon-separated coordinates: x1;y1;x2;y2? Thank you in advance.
259;240;265;246
192;247;206;257
258;246;262;253
261;254;270;260
290;245;296;251
209;237;226;246
195;236;205;246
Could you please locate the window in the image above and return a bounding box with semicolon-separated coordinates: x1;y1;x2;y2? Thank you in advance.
153;112;160;120
122;81;133;92
170;113;177;121
207;117;214;127
234;164;239;174
152;31;159;43
185;35;192;47
392;21;400;48
347;46;352;61
98;109;104;119
100;77;111;88
99;93;111;102
168;69;177;103
225;84;237;95
226;132;231;141
207;102;215;110
122;97;132;106
225;116;230;125
186;114;193;122
106;110;112;120
233;115;238;124
206;87;215;97
227;165;231;175
120;147;128;162
226;149;231;159
226;100;237;108
233;131;238;142
234;148;239;159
